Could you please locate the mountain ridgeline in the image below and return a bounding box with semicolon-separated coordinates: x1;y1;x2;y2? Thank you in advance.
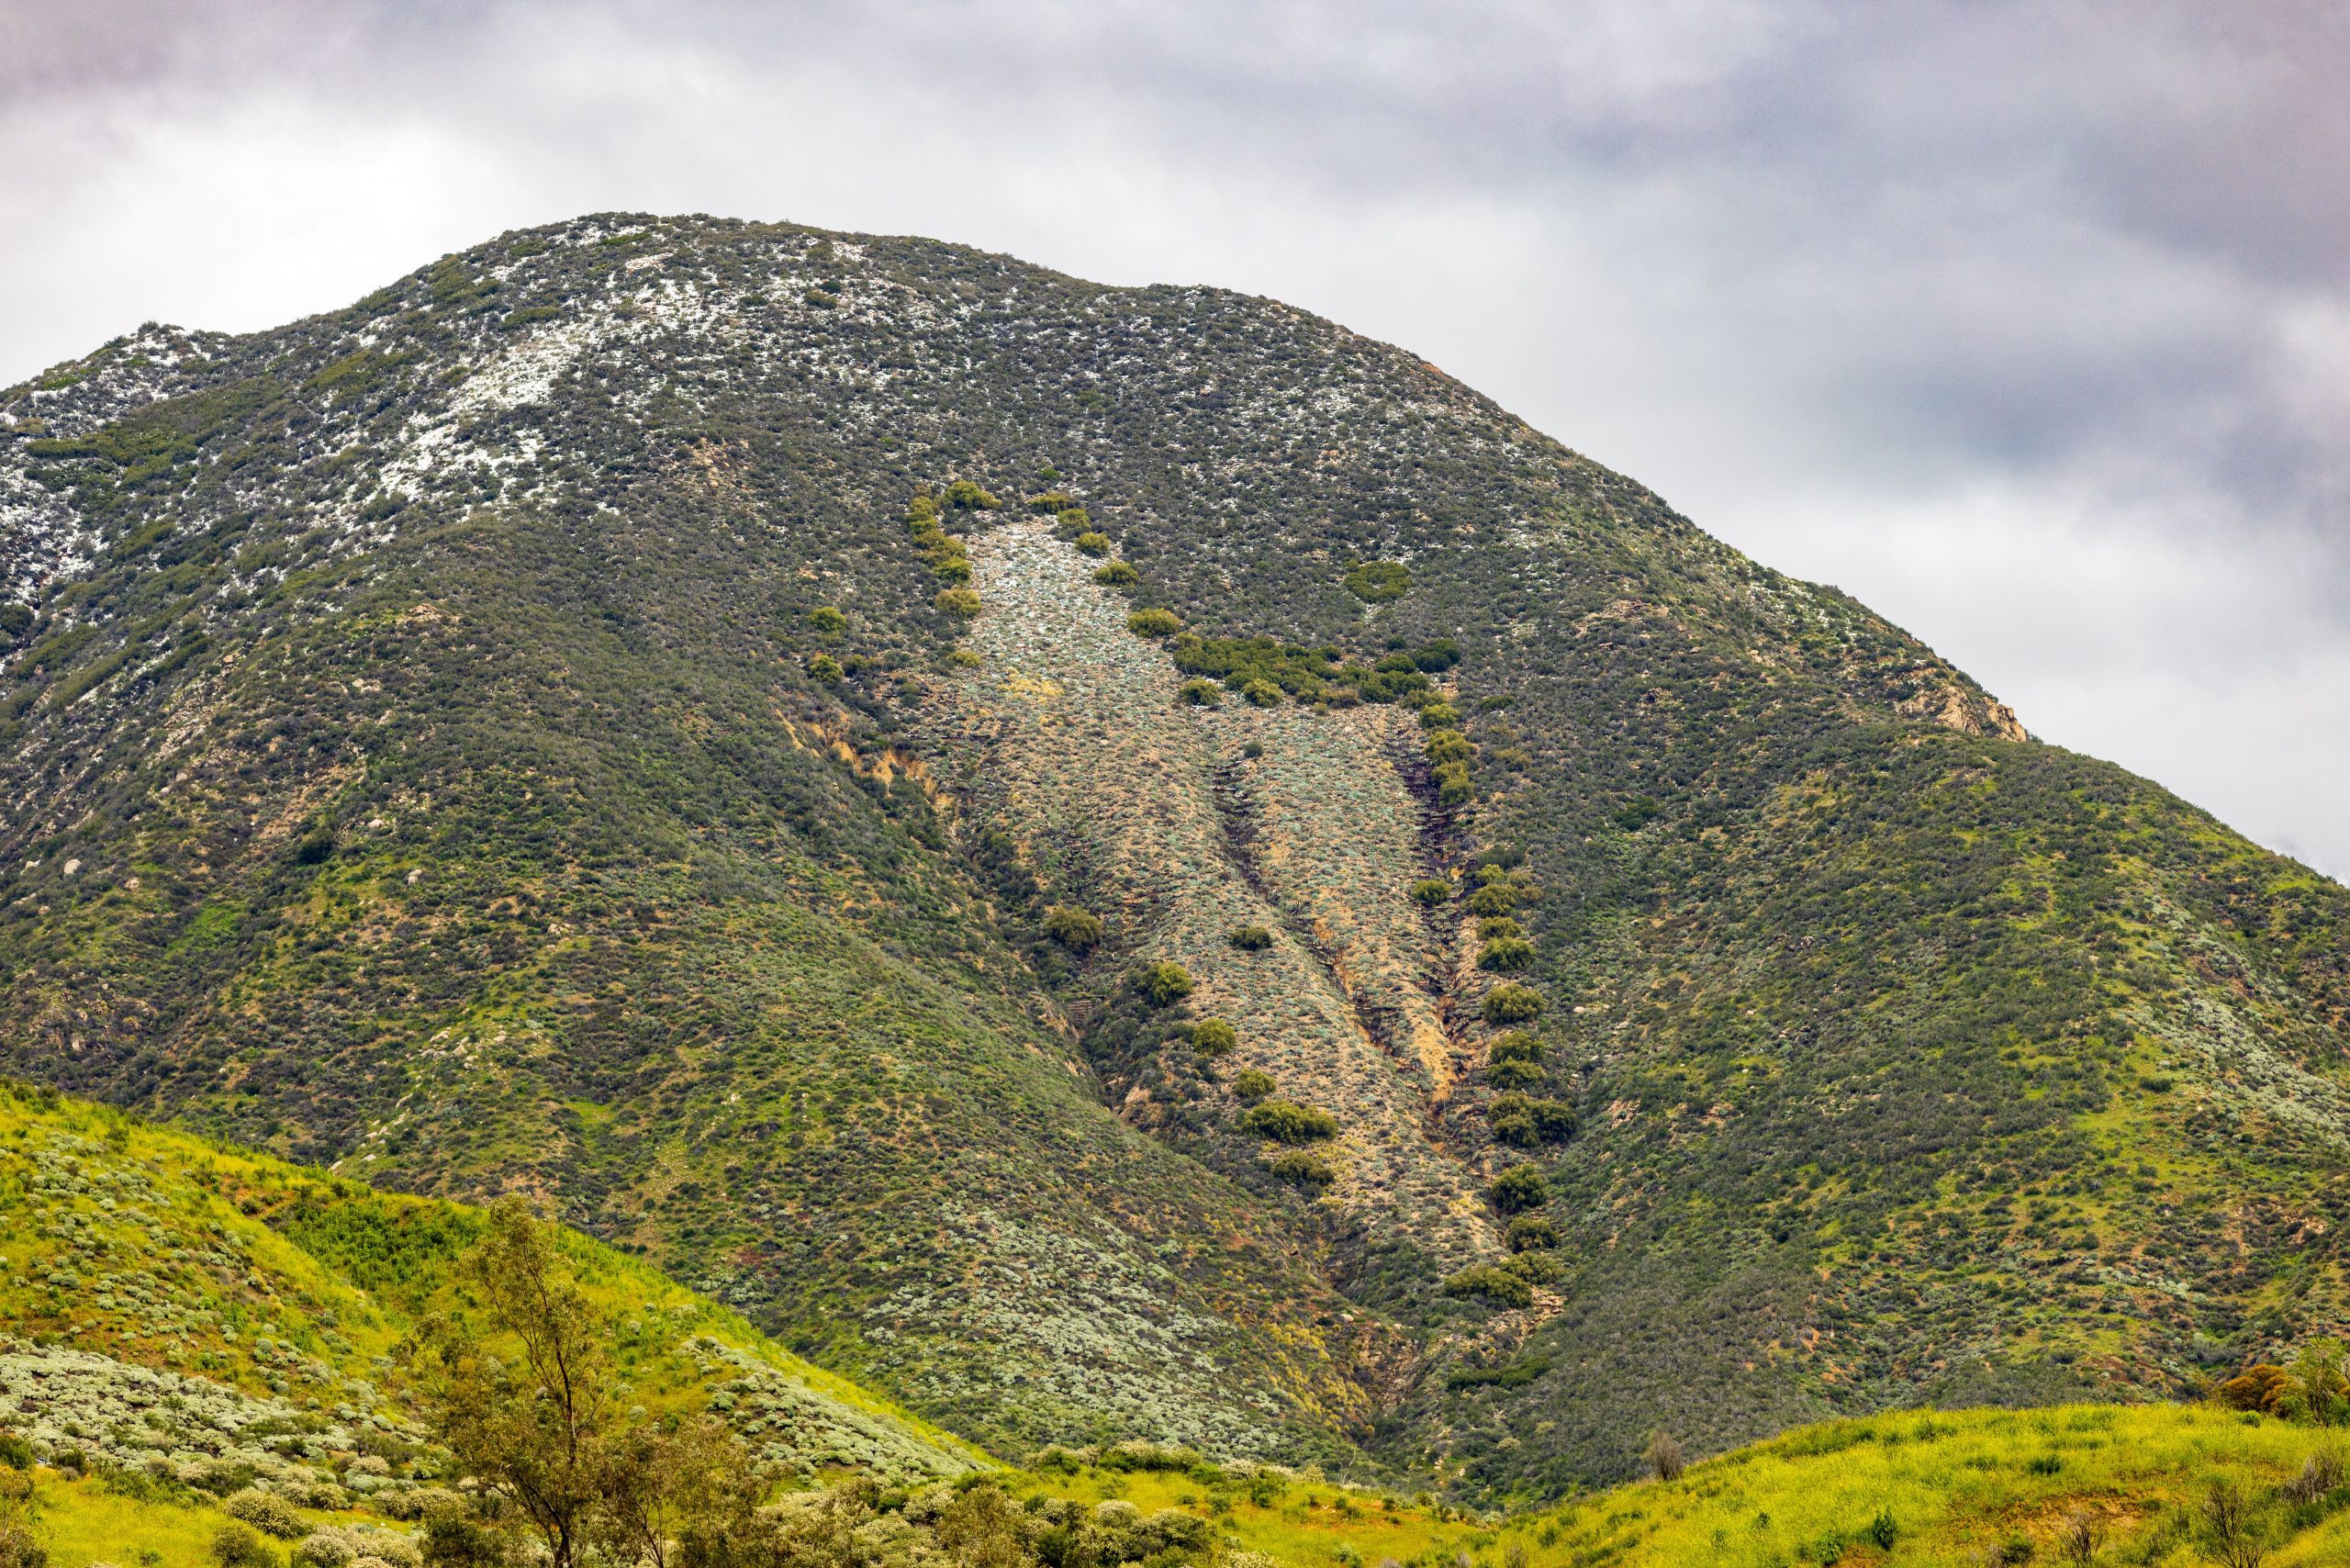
2;214;2346;1499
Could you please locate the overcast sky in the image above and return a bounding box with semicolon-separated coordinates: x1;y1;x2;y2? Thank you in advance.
6;1;2345;877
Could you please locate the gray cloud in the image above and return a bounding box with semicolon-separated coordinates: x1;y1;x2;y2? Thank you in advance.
4;0;2345;873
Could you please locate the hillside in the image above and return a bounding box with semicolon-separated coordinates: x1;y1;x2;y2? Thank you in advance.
21;1390;2350;1567
2;213;2347;1493
0;1077;979;1502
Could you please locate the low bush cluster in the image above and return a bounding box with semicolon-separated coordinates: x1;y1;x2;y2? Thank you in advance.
906;493;973;584
1240;1099;1339;1144
1134;960;1194;1006
1440;1264;1533;1309
1482;983;1545;1025
1489;1163;1550;1213
1505;1214;1560;1251
1189;1017;1237;1055
1043;905;1102;952
1489;1092;1575;1147
1265;1148;1336;1187
1166;634;1460;708
1343;559;1410;603
1488;1033;1545;1089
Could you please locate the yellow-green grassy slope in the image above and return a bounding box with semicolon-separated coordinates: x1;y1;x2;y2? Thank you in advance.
0;1081;983;1485
1005;1404;2350;1567
18;1396;2350;1565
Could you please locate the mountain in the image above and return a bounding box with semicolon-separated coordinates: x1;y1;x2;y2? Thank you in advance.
2;213;2346;1497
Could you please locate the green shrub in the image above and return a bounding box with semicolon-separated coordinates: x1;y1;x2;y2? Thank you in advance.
1488;1058;1543;1089
1863;1509;1899;1551
1424;729;1472;765
1231;1069;1276;1103
805;606;847;638
1028;490;1080;513
1128;609;1183;638
1240;678;1283;707
1093;561;1140;587
1488;1032;1543;1065
1436;764;1473;806
1483;984;1544;1024
1135;961;1194;1006
1504;1249;1564;1284
1166;633;1444;706
935;588;982;619
1468;882;1519;916
1489;1094;1538;1148
1052;507;1093;538
1505;1215;1560;1251
1344;560;1410;603
1418;701;1460;730
1408;879;1453;906
1227;924;1274;950
223;1489;307;1540
1476;916;1523;941
806;654;844;683
1614;796;1662;831
1445;1356;1551;1393
0;605;33;642
905;494;941;522
1528;1099;1576;1141
1044;906;1102;952
1478;936;1535;971
0;1436;26;1472
1491;1093;1575;1146
1440;1264;1532;1309
1412;639;1462;671
1240;1100;1338;1143
418;1517;506;1567
1178;678;1224;707
1489;1163;1550;1213
211;1523;280;1568
943;479;1000;510
1265;1149;1336;1187
1191;1017;1237;1056
1074;531;1112;556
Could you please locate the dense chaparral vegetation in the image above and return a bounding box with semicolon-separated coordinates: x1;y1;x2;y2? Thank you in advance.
1;211;2347;1526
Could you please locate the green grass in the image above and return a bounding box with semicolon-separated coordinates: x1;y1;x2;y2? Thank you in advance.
39;1399;2342;1567
0;1081;983;1482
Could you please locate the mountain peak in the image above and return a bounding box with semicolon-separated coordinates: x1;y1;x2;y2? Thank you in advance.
2;215;2343;1495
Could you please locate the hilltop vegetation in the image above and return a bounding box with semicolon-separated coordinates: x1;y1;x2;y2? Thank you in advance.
0;213;2345;1496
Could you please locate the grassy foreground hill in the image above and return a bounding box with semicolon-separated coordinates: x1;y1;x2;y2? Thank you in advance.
0;1077;979;1496
0;213;2346;1492
19;1389;2350;1565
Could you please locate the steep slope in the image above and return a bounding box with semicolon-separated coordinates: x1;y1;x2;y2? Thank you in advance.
0;1079;979;1496
1;214;2346;1493
940;518;1495;1277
